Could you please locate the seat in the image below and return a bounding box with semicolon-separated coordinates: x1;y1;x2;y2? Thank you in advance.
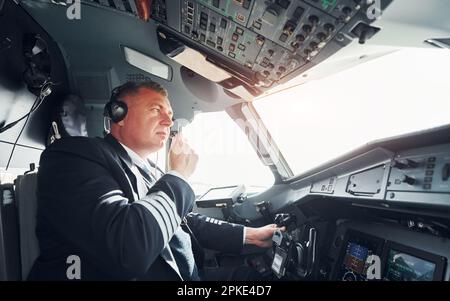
0;183;21;280
14;172;39;280
47;94;89;145
10;95;88;280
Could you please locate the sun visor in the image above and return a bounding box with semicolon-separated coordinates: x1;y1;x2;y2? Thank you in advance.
170;47;232;83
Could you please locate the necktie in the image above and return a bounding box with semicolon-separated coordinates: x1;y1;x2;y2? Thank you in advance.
136;165;154;190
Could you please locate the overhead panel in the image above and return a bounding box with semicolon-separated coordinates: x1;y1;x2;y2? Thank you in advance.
152;0;393;96
75;0;393;97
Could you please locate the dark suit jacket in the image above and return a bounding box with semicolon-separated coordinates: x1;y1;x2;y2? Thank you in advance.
28;134;244;280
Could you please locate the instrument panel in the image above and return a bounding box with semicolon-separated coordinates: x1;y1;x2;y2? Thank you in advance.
153;0;393;92
293;142;450;209
329;223;449;281
258;130;450;281
268;217;449;281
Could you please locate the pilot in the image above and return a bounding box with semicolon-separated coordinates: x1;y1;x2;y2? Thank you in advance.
29;80;283;281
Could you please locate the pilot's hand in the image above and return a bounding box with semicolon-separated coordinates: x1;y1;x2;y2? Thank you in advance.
244;224;286;248
168;133;198;179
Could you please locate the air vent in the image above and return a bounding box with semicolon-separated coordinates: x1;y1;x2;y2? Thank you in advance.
126;73;153;82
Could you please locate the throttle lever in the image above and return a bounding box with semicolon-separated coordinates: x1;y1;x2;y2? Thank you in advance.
296;227;317;278
274;213;296;228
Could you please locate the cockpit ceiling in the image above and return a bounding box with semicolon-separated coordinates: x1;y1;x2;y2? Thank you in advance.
18;0;240;117
22;0;391;100
18;0;450;104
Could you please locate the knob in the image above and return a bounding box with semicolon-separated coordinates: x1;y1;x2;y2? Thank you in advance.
401;175;416;185
343;271;356;281
283;22;295;36
291;41;300;49
342;6;352;15
296;34;305;42
324;23;335;34
256;71;266;80
302;24;312;35
308;15;319;25
358;28;373;44
316;32;327;41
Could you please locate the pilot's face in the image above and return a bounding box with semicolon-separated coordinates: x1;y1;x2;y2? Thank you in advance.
117;87;173;157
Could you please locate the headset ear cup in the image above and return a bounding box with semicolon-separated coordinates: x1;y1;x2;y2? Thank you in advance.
23;35;51;95
106;82;131;123
110;100;128;123
23;66;49;90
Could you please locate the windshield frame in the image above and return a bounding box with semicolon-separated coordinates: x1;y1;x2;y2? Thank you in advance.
226;102;294;183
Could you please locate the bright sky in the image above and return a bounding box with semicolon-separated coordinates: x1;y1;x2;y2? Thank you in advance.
254;48;450;175
183;111;275;195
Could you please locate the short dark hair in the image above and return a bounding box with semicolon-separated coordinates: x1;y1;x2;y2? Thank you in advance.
112;80;168;102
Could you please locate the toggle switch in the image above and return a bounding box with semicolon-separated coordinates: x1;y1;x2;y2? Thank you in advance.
401;175;416;186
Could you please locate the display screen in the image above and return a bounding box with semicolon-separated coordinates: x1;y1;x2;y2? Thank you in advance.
198;186;238;201
338;241;375;281
344;242;370;275
384;249;436;281
337;235;381;281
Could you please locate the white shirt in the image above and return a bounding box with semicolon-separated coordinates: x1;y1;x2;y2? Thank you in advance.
119;143;192;190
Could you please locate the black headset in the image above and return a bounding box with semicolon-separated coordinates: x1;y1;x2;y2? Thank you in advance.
103;82;132;123
23;33;52;95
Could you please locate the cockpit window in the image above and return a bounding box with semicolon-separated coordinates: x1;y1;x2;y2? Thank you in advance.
182;111;274;196
254;48;450;177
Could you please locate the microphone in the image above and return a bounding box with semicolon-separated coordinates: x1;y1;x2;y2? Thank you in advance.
170;117;181;138
168;116;191;151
